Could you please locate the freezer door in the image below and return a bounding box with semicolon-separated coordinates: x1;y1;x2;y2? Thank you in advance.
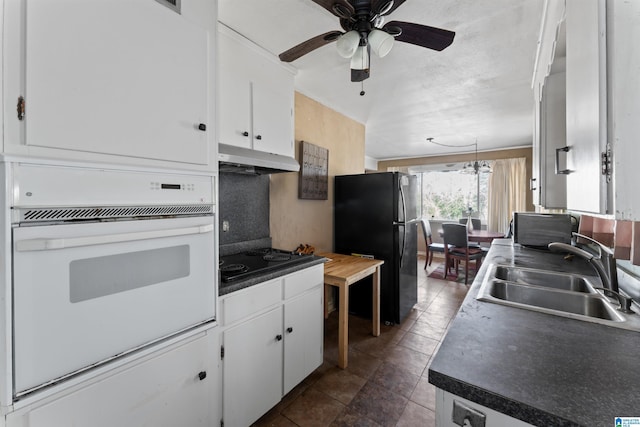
397;173;419;223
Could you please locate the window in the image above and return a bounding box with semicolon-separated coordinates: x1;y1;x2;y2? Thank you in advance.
411;165;490;221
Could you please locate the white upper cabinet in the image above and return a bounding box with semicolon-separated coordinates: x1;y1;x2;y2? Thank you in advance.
3;0;216;170
533;0;640;218
564;0;640;218
538;69;567;209
565;0;609;214
608;0;640;220
531;2;567;209
217;24;295;157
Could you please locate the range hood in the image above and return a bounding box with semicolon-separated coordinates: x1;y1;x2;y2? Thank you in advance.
218;143;300;175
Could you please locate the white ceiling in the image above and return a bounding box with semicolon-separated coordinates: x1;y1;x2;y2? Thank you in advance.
218;0;545;160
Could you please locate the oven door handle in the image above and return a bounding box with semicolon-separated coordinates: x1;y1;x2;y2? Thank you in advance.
15;223;214;252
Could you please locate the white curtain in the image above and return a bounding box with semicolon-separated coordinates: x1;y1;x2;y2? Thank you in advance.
488;158;527;234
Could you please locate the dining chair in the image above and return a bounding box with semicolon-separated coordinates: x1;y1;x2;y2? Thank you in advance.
442;223;485;285
420;219;446;269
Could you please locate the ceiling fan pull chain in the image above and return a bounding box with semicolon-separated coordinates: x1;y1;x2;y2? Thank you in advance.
360;81;366;96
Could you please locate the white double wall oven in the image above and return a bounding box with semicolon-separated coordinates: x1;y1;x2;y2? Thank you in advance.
3;159;217;401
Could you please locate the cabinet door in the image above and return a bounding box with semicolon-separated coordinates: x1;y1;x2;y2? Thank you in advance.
531;92;541;206
539;71;567;209
283;286;323;395
252;81;294;157
217;30;253;149
223;307;283;427
609;0;640;220
565;0;609;213
24;0;209;164
7;333;214;427
217;26;295;157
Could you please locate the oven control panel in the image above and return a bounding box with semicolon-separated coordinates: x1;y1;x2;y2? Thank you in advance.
12;162;214;207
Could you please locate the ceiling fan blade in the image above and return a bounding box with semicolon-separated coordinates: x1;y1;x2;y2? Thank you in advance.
311;0;355;18
384;20;455;51
371;0;407;17
279;31;343;62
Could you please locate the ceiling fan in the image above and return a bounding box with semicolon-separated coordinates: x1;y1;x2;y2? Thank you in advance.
278;0;456;82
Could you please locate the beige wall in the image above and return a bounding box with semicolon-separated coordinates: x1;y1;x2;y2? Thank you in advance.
270;92;365;252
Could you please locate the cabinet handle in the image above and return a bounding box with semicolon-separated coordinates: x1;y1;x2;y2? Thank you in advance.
286;327;293;333
198;371;207;381
255;135;262;140
555;146;571;175
17;96;25;121
275;334;283;341
242;131;249;137
198;123;207;131
530;178;537;191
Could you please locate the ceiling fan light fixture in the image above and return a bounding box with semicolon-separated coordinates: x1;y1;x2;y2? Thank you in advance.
368;29;394;58
350;45;370;70
336;30;360;58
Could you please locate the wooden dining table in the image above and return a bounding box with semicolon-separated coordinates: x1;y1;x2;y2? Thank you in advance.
466;229;506;243
318;252;384;369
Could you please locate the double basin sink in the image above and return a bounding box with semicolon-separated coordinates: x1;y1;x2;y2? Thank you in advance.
477;264;640;331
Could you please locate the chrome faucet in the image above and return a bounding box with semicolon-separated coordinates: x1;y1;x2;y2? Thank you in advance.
548;233;632;312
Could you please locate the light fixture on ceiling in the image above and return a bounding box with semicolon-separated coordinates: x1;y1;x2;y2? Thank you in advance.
336;28;395;60
335;26;398;84
426;137;492;174
463;142;492;174
278;1;456;84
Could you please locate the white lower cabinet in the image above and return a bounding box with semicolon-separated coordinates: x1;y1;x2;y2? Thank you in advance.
436;388;533;427
6;331;218;427
220;265;324;427
283;286;323;395
222;307;284;427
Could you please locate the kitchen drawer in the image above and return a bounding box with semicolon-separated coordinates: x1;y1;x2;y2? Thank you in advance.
6;332;215;427
221;279;282;325
283;265;324;300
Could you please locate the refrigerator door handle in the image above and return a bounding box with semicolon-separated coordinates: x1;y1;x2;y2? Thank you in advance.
396;222;406;268
398;181;408;267
399;182;407;224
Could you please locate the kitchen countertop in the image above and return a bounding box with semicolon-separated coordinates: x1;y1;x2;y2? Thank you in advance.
218;255;326;296
428;239;640;426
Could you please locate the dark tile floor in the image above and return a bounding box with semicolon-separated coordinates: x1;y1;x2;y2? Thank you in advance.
252;256;470;427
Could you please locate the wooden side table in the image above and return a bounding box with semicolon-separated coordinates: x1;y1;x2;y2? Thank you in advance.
318;252;384;369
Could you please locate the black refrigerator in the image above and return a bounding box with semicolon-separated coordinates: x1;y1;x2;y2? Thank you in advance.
334;172;418;324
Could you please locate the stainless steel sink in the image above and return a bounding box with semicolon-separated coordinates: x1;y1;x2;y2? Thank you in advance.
476;264;640;331
484;280;622;321
492;266;594;293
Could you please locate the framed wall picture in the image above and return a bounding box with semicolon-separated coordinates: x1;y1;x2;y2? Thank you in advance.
299;141;328;200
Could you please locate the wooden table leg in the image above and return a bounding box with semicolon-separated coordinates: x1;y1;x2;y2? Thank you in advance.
372;266;380;337
338;284;349;369
324;284;330;319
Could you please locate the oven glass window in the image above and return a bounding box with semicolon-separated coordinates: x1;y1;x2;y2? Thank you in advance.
69;245;190;302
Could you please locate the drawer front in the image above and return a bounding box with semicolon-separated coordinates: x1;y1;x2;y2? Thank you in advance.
283;265;324;300
7;333;214;427
222;279;282;325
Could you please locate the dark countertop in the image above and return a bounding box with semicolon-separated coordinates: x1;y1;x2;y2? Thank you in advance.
219;255;326;296
428;239;640;427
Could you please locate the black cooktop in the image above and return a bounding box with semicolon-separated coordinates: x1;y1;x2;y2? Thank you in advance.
219;248;313;282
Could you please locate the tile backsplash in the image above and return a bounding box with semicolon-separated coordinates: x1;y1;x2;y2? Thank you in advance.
218;173;270;246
